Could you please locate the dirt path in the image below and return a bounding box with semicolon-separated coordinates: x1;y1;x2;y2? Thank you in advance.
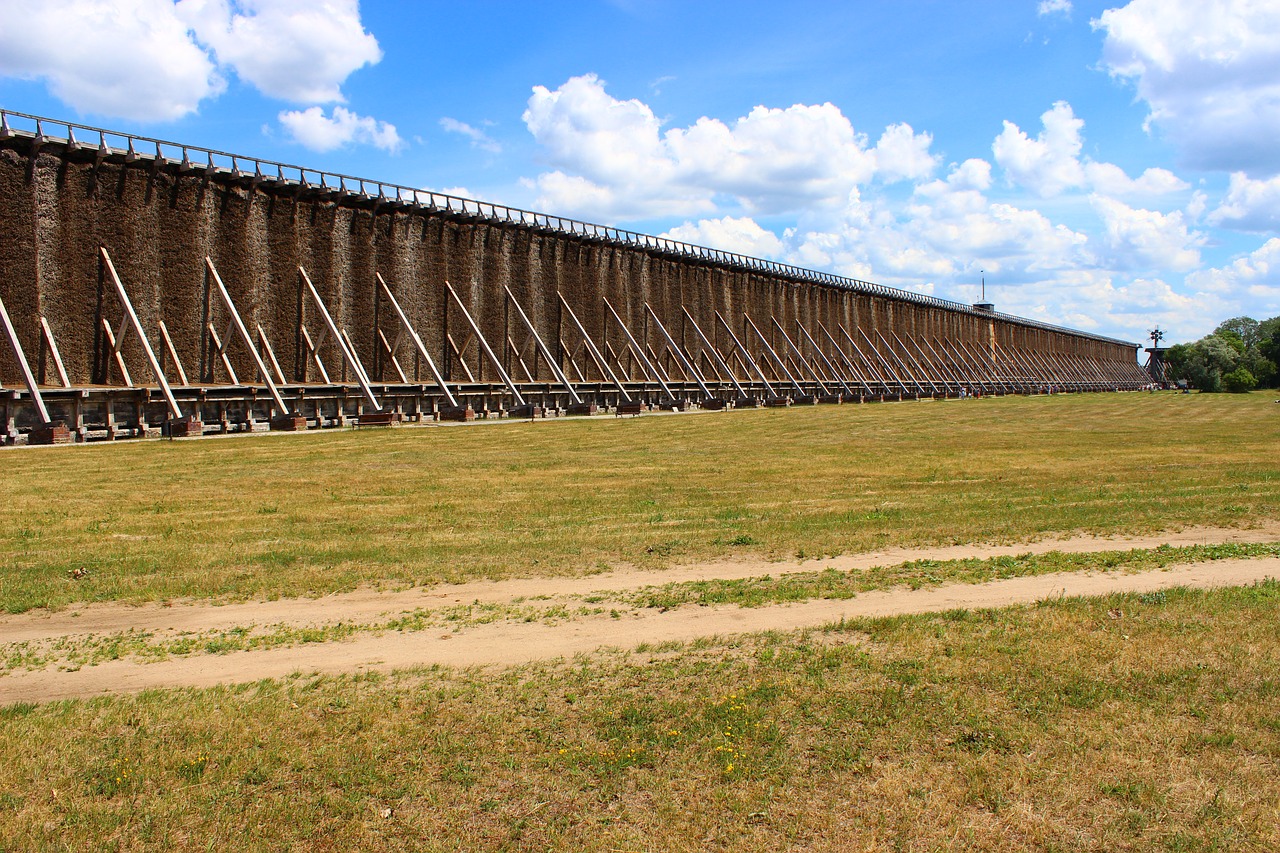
2;556;1276;705
2;525;1274;644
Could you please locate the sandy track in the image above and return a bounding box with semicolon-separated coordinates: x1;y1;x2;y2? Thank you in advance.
1;558;1276;705
1;527;1277;706
2;526;1275;644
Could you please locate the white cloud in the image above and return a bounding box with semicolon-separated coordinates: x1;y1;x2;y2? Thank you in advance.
440;118;502;154
994;100;1190;199
176;0;381;103
1207;172;1280;232
1186;238;1280;297
1038;0;1072;17
873;123;939;183
0;0;383;124
278;106;401;153
0;0;222;121
662;216;785;259
1094;0;1280;175
1092;195;1203;272
993;101;1086;196
521;74;882;220
1083;162;1188;196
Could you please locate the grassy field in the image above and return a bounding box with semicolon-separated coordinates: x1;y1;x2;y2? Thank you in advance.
2;391;1278;613
2;584;1277;851
2;391;1279;851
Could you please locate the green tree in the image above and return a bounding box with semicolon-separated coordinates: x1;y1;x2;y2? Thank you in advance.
1214;317;1261;349
1259;316;1280;387
1170;335;1240;392
1222;367;1258;393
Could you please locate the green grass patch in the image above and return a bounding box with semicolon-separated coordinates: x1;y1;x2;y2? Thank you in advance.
618;541;1280;609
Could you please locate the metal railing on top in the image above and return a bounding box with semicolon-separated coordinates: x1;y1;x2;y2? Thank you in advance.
0;108;1140;348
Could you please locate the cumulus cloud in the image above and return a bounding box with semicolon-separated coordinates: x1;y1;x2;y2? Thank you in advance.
176;0;382;103
1092;195;1203;272
661;216;785;259
1083;162;1188;197
0;0;222;121
522;73;885;219
1038;0;1072;17
1207;172;1280;233
0;0;384;126
278;106;401;152
994;101;1191;200
993;101;1086;196
1094;0;1280;175
1186;238;1280;299
440;118;502;153
873;123;939;183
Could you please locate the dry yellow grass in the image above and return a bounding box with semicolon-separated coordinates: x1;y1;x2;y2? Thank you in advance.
2;391;1277;612
1;584;1276;850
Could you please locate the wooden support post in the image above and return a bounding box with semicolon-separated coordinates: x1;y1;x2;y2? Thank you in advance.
603;297;675;403
257;324;287;386
157;320;189;386
646;303;712;401
0;291;52;425
558;293;631;402
715;310;774;398
445;282;526;408
38;317;70;388
682;307;747;399
99;247;184;422
743;313;804;398
796;321;854;397
202;258;293;422
299;266;380;411
505;286;582;405
770;316;829;396
376;274;458;408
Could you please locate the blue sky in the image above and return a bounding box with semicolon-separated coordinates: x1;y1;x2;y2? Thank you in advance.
2;0;1279;345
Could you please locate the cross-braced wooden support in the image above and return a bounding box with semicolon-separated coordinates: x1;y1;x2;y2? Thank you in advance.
373;273;463;418
444;281;528;414
99;247;193;432
203;258;298;428
298;266;380;413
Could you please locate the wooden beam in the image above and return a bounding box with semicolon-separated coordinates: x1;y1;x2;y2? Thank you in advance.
0;292;51;424
99;246;183;420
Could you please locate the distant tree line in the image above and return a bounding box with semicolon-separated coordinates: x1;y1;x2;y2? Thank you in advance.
1166;316;1280;392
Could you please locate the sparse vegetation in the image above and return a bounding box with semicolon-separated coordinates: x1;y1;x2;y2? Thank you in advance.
1;584;1277;850
2;392;1278;613
2;393;1279;850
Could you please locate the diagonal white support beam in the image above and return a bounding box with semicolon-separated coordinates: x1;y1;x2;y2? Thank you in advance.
100;246;184;420
715;310;774;396
603;298;675;401
506;286;581;404
298;266;380;411
682;307;746;398
205;257;290;415
376;274;457;408
743;313;804;397
557;293;630;402
645;303;712;400
0;291;51;424
445;282;525;406
796;321;854;397
770;316;829;395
